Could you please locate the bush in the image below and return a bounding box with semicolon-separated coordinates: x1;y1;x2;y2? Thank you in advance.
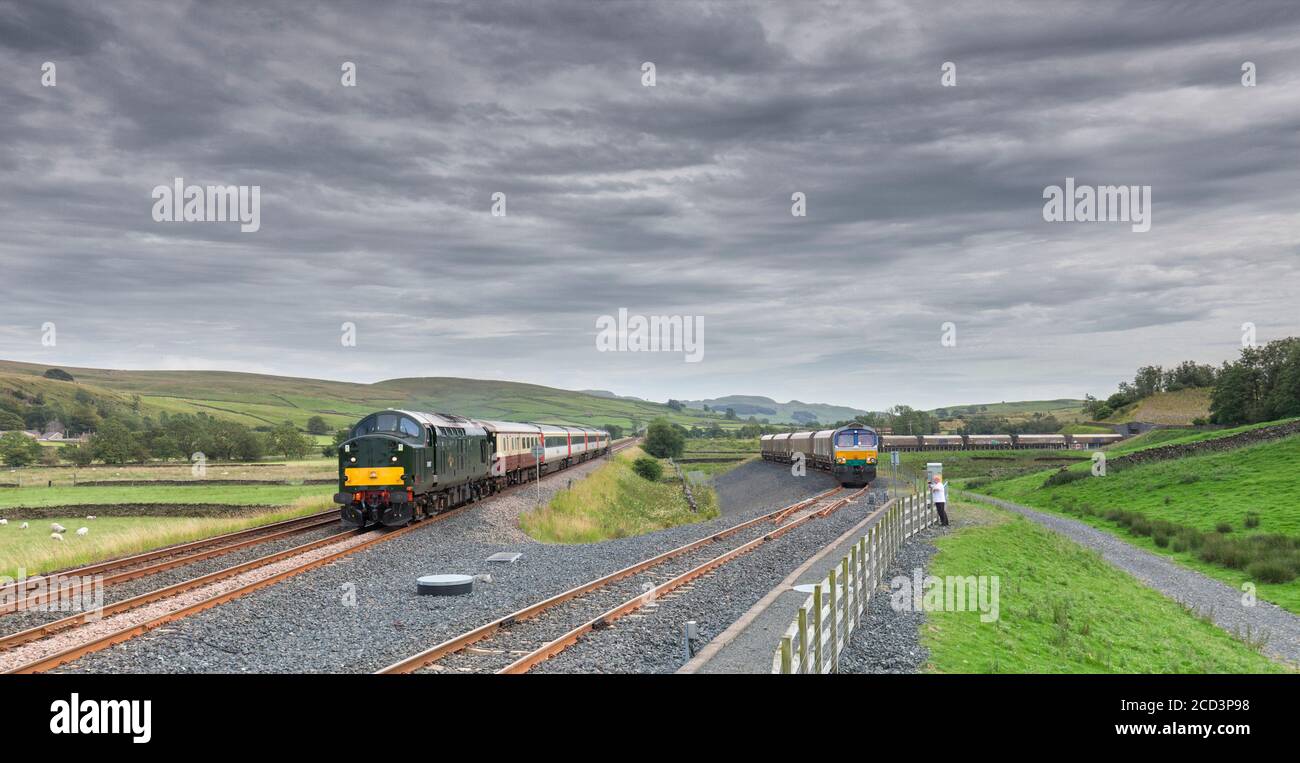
1246;557;1297;584
1129;516;1153;536
42;368;75;382
1244;512;1261;529
1042;469;1088;488
1153;531;1170;548
1215;521;1232;534
631;456;663;481
643;418;685;459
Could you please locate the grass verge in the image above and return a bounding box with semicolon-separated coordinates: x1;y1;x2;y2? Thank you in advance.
979;434;1300;613
520;447;719;543
0;496;334;579
922;502;1287;673
0;483;327;509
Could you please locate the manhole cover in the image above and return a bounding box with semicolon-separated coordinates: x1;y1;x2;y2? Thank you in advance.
417;574;474;596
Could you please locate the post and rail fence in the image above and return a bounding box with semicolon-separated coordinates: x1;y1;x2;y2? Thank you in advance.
772;488;938;674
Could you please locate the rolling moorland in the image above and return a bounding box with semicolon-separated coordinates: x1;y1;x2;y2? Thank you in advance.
0;358;729;433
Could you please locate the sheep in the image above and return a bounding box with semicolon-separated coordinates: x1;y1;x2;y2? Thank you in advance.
76;527;89;537
86;515;97;520
50;523;66;533
20;522;29;530
50;533;63;541
0;518;7;526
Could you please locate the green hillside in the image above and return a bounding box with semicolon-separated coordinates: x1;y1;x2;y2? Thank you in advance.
680;394;871;424
978;423;1300;613
0;359;727;433
931;398;1088;420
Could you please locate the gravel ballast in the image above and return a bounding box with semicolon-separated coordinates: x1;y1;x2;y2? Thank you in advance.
535;488;887;674
55;459;840;673
838;523;941;674
0;522;345;638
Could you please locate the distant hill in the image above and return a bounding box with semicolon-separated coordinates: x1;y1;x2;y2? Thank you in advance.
0;359;726;433
681;395;874;424
929;399;1088;422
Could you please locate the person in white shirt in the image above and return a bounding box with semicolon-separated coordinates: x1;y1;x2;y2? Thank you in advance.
930;475;950;527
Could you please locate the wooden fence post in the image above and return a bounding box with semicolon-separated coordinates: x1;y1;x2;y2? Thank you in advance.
813;585;823;674
849;544;859;628
841;556;851;642
797;606;809;674
780;636;792;674
828;567;839;673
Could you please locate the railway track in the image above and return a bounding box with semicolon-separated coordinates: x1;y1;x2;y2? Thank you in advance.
0;510;341;614
377;485;869;675
1;442;635;674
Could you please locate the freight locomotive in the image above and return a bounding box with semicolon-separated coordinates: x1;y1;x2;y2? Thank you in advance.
332;410;610;527
759;425;879;487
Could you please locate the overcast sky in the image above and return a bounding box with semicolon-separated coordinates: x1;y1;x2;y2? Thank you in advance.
1;0;1298;411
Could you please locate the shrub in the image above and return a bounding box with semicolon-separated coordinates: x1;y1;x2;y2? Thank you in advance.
42;368;75;382
1170;535;1187;553
1153;531;1170;548
1245;557;1296;584
1244;512;1261;529
1215;521;1232;534
643;419;685;459
1042;469;1088;488
1130;516;1153;536
631;456;663;481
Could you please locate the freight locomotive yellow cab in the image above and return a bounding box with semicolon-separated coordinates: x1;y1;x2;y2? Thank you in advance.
829;425;879;487
759;424;879;487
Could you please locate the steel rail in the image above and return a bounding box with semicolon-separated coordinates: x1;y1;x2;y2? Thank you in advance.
498;486;870;674
375;484;856;674
4;441;635;673
0;509;338;605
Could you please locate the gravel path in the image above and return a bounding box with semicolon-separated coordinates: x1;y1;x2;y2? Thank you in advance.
535;489;887;674
965;492;1300;665
54;457;835;673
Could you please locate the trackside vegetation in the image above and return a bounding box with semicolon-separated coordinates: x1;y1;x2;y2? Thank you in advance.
978;429;1300;613
520;447;718;543
0;497;332;579
922;502;1286;674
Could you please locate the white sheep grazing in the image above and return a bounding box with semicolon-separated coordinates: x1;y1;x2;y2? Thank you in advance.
20;522;29;530
50;523;66;533
50;533;63;541
0;518;7;525
86;515;97;520
76;527;89;537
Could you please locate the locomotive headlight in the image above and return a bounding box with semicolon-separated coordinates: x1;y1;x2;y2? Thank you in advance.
349;456;356;463
391;456;398;462
836;457;846;464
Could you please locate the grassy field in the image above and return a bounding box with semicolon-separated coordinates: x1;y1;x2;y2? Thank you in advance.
978;432;1300;613
893;449;1089;487
1107;388;1212;425
0;483;327;509
2;459;336;487
0;358;737;434
922;502;1286;673
0;498;332;579
520;446;719;543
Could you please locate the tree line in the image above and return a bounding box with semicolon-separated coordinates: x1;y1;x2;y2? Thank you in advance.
0;411;320;466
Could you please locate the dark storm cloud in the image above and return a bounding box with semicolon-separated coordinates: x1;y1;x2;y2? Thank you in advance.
1;0;1298;410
